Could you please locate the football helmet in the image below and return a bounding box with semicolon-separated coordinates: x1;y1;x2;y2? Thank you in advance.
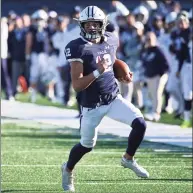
77;6;108;41
31;9;48;20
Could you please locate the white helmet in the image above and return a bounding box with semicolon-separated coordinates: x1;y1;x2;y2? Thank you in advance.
77;6;108;40
31;9;48;20
165;12;177;24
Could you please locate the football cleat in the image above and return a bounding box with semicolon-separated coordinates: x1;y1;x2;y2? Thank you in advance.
61;163;75;192
121;157;149;178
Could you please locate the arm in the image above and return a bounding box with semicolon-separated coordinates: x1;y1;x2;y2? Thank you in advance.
71;61;96;92
25;32;33;59
71;59;108;92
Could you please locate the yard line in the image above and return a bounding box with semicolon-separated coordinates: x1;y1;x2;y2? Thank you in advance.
2;182;192;185
2;150;192;154
1;164;191;168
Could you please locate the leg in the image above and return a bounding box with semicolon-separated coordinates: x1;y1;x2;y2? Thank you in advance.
1;58;14;99
181;64;192;128
126;117;146;157
12;61;21;96
66;143;92;171
66;106;106;170
156;73;168;115
62;106;107;191
107;94;149;178
107;95;145;157
146;74;168;121
133;81;144;109
62;64;71;105
29;53;40;102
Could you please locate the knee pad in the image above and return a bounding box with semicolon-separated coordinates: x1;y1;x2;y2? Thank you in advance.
131;117;146;132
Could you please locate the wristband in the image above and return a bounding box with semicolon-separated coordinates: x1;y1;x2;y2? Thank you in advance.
93;69;101;78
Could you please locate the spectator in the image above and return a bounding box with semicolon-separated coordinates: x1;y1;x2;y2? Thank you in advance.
1;17;14;101
123;21;145;109
52;15;71;105
8;17;28;97
172;14;192;128
149;14;165;37
159;11;184;117
26;9;49;102
142;32;169;121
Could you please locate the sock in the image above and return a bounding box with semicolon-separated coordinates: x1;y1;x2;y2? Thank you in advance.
184;111;191;121
184;100;192;121
67;143;92;170
126;117;146;156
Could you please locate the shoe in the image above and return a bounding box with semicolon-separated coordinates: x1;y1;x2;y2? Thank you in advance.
144;113;154;121
181;120;192;128
144;113;160;122
165;106;173;114
61;163;75;192
8;96;15;102
121;157;149;178
153;113;160;122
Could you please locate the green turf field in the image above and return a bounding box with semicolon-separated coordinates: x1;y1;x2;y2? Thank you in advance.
1;121;192;193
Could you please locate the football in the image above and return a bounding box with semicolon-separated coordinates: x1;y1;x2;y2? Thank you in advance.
113;59;130;79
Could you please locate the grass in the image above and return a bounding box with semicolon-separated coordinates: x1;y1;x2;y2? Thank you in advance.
1;121;192;193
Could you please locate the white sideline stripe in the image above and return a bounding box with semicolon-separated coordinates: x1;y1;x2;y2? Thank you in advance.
2;150;191;154
1;164;191;168
2;182;192;185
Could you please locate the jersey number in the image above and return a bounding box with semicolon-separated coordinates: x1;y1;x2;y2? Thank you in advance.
96;54;112;70
65;48;71;57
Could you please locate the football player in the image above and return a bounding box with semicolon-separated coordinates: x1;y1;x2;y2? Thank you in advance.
62;6;149;192
174;14;192;128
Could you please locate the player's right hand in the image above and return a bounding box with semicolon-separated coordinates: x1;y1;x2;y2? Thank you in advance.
97;58;109;74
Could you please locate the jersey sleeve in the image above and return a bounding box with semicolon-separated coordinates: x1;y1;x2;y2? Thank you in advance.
65;40;83;63
105;31;119;48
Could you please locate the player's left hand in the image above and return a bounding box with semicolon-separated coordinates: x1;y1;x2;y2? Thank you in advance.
118;72;133;83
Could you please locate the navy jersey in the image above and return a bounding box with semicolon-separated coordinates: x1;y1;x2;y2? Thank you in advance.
29;25;47;53
65;32;119;107
170;28;191;72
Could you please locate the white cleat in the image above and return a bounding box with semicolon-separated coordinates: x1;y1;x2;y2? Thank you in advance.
121;157;149;178
61;163;75;192
144;113;154;121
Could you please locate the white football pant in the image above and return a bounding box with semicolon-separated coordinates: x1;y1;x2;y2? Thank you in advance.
180;63;192;100
80;94;143;148
30;52;48;84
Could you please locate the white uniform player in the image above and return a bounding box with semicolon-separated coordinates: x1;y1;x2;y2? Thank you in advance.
174;14;192;128
158;12;184;116
26;9;49;102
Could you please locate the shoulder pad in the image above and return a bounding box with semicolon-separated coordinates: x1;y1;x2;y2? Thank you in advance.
65;38;85;63
104;31;119;47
